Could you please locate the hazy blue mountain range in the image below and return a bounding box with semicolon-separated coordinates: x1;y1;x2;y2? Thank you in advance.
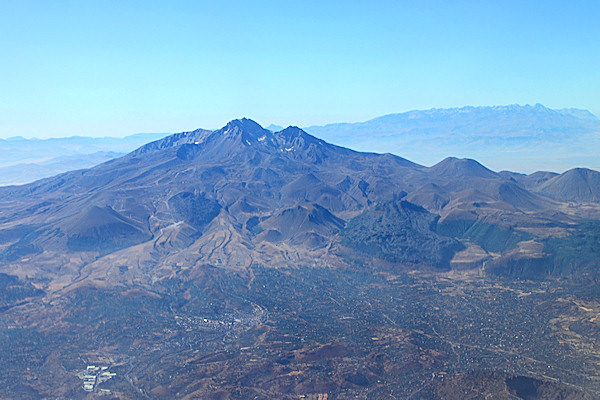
304;104;600;173
0;151;124;186
0;133;169;186
266;124;284;131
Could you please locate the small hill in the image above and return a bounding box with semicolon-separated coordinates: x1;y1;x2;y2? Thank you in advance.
258;202;345;248
536;168;600;202
64;205;152;254
499;170;559;189
428;157;497;179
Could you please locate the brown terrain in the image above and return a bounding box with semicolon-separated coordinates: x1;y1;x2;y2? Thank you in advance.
1;119;599;399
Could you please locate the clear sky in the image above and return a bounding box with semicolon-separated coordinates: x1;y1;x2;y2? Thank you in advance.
1;0;599;138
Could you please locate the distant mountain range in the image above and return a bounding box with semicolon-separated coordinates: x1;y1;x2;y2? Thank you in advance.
304;104;600;173
0;151;125;186
0;132;168;186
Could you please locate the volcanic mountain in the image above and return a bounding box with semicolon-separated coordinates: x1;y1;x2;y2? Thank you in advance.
1;119;600;399
1;118;599;289
535;168;600;203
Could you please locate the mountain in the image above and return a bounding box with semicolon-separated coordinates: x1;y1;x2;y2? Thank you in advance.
535;168;600;203
0;132;169;186
266;124;285;131
1;119;600;399
304;104;600;173
558;108;600;120
1;118;599;286
0;119;427;278
501;168;600;203
428;157;498;180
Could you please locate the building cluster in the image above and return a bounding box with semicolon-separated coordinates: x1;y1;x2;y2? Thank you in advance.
77;365;116;393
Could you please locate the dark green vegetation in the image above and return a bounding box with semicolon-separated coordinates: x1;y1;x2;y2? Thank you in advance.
342;199;463;268
0;273;44;311
484;221;600;281
168;192;221;231
437;219;532;253
1;119;600;399
544;221;600;277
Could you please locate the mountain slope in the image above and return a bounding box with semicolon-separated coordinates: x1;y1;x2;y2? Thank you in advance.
341;198;464;268
0;119;429;286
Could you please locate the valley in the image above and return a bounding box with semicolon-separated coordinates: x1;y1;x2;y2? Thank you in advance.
1;266;598;399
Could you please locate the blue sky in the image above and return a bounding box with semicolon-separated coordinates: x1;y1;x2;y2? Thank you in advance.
1;0;599;138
